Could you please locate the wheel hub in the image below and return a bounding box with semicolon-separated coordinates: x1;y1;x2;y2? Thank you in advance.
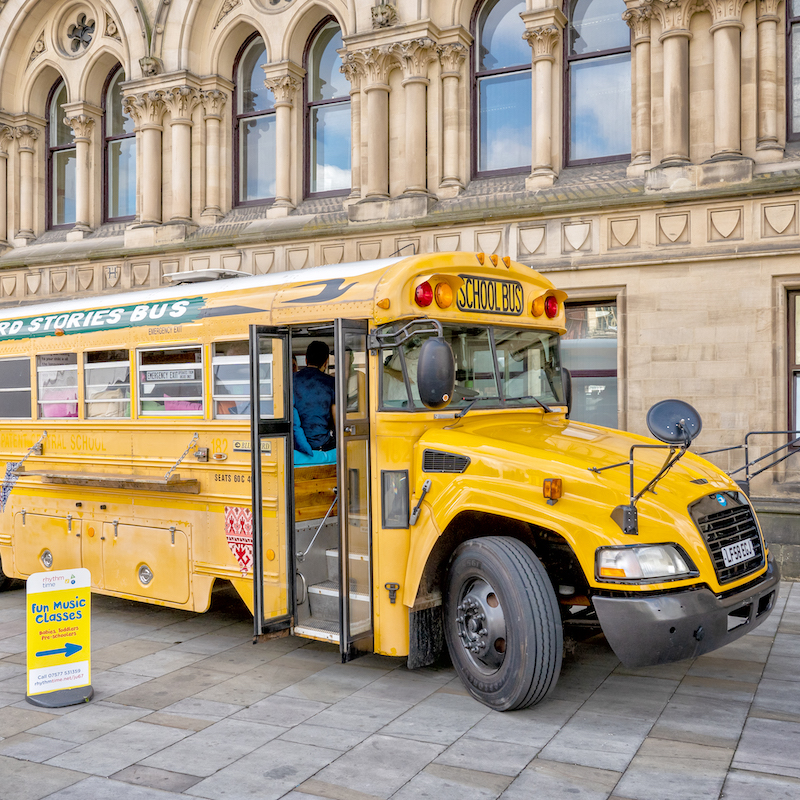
455;578;507;672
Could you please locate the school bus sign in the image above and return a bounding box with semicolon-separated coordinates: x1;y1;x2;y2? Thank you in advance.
26;568;92;707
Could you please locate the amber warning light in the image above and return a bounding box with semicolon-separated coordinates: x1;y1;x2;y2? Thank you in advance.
543;478;562;505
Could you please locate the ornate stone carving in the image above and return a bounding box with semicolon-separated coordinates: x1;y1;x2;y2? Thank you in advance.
0;1;8;12
392;39;437;80
652;0;701;33
523;25;561;61
162;86;200;121
200;89;228;118
438;43;468;74
339;51;364;90
372;3;398;28
704;0;747;25
263;74;300;104
64;114;95;141
105;13;121;41
0;126;17;156
623;1;654;40
123;91;167;127
16;126;39;151
214;0;242;29
29;31;46;64
139;56;163;77
355;46;395;86
757;0;781;19
67;13;95;52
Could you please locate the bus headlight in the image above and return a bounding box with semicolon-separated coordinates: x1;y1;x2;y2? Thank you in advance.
596;545;697;583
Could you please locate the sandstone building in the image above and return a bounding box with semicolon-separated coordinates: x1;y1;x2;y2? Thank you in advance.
0;0;798;571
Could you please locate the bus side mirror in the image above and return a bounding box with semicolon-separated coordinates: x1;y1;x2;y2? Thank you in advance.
561;367;572;418
417;337;455;410
646;399;702;445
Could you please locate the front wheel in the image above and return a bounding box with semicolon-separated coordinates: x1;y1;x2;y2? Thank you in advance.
444;536;563;711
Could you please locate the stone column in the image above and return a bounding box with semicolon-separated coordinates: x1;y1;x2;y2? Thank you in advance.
162;87;200;223
17;126;39;240
123;91;166;226
341;51;363;201
756;0;782;157
64;115;95;231
654;0;693;164
394;39;437;195
199;89;227;220
263;72;301;216
437;43;468;193
359;46;394;200
0;127;16;246
524;24;562;188
707;0;746;159
624;1;653;167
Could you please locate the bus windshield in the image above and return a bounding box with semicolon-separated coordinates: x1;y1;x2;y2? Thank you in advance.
380;324;564;410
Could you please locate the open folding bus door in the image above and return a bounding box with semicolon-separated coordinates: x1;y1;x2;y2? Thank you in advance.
335;319;374;662
249;325;295;637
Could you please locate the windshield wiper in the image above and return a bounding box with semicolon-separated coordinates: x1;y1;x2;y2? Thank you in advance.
533;397;553;414
455;400;477;419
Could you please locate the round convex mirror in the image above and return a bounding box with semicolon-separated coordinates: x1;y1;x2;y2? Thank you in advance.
646;399;702;445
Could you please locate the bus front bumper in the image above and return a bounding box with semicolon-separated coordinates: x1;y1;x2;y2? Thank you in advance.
592;557;780;668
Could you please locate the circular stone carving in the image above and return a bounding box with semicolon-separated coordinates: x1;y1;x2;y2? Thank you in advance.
56;3;98;58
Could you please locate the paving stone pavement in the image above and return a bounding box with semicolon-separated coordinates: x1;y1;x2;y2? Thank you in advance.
0;581;798;800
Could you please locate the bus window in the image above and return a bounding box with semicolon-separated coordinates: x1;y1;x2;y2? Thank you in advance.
0;358;32;418
37;353;78;418
138;346;203;416
85;350;131;418
213;341;250;418
493;328;562;406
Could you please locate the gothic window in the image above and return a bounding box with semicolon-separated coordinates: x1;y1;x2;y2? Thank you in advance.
47;79;76;228
104;67;136;221
474;0;531;174
306;19;351;195
790;1;800;138
566;0;631;163
234;34;276;204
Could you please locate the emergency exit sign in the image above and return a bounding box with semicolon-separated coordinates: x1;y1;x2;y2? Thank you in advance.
26;568;93;707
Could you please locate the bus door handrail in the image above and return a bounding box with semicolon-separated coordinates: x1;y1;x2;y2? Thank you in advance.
699;430;800;484
368;319;443;352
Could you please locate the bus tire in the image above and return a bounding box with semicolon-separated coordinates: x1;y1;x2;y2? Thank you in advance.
444;536;562;711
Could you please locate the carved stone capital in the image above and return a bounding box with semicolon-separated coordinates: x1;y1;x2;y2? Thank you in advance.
523;25;561;62
0;126;17;156
392;38;437;81
704;0;747;26
263;74;300;105
756;0;780;19
623;0;654;40
64;114;95;141
438;43;468;75
354;46;395;87
653;0;702;33
17;125;39;151
199;89;228;119
339;50;364;91
162;86;201;122
123;91;167;128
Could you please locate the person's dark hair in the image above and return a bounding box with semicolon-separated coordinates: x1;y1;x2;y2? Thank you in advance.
306;340;330;368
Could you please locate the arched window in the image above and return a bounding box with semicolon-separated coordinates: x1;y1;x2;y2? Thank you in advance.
47;79;76;228
104;66;136;221
234;35;276;204
474;0;531;175
566;0;631;163
306;19;350;195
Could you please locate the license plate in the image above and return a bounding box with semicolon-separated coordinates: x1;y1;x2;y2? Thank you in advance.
721;538;756;567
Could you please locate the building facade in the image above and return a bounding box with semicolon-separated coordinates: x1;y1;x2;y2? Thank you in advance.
0;0;798;571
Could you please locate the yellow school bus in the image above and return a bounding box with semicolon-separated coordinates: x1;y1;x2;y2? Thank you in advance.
0;252;779;710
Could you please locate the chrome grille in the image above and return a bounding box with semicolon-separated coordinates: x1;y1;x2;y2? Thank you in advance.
422;449;470;473
690;492;764;584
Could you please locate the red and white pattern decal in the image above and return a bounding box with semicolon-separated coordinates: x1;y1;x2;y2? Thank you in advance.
224;506;253;576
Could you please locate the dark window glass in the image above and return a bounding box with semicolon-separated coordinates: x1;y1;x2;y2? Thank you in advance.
48;80;76;227
235;36;276;203
104;67;136;220
0;359;31;418
561;303;618;427
307;21;351;194
567;0;631;164
790;2;800;138
382;471;409;528
475;0;531;174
